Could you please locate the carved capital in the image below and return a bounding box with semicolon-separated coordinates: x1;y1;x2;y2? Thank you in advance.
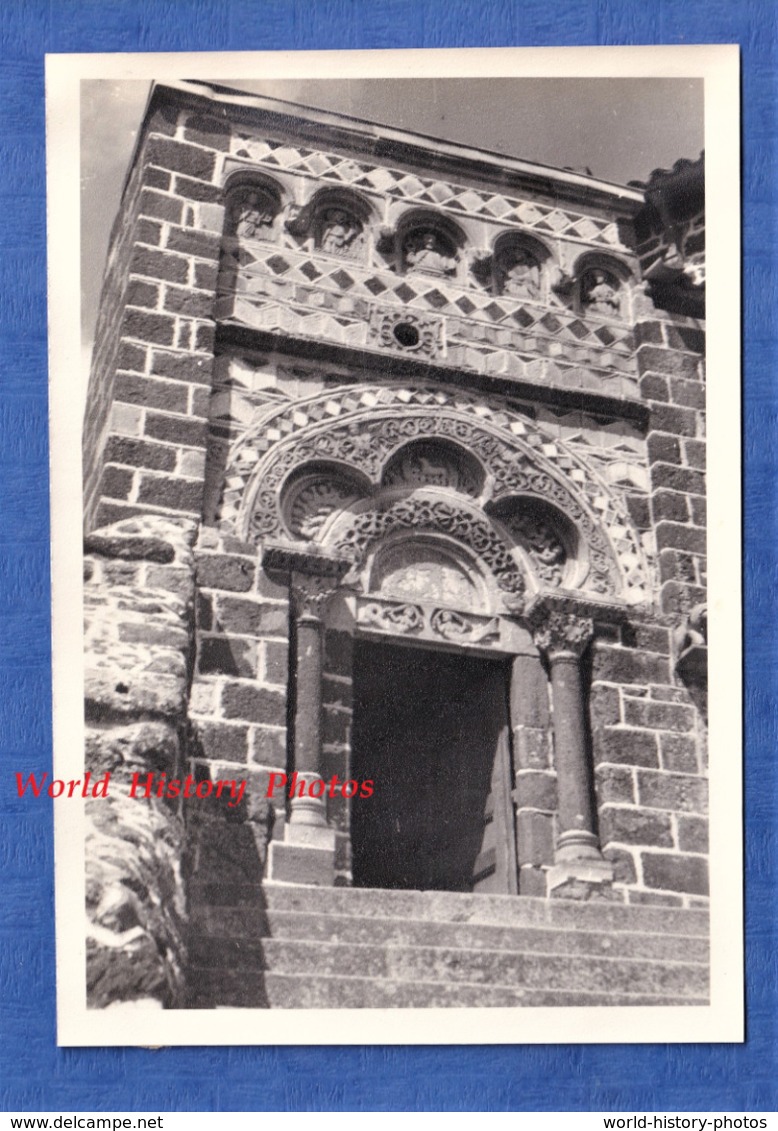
532;610;593;660
283;201;313;237
263;540;351;621
375;225;396;254
290;572;341;620
526;592;604;658
673;601;707;683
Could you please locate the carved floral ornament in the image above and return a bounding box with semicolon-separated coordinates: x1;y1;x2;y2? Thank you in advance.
222;387;649;604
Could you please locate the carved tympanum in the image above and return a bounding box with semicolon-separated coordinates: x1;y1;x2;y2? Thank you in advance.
331;495;526;609
382;440;482;498
284;474;363;539
373;541;484;611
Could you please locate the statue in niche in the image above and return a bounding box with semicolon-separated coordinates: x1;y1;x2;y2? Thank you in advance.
403;230;457;277
497;246;541;300
230;189;277;239
318;208;363;257
581;268;621;316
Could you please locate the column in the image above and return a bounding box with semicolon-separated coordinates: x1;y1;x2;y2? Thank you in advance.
531;602;614;893
262;544;350;886
287;572;333;827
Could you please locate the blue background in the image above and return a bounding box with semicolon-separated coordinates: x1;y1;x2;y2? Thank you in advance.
1;0;775;1112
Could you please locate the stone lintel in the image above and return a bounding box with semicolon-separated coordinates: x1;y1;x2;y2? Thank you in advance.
262;539;352;579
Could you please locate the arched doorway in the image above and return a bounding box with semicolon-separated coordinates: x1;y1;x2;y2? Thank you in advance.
237;385;643;894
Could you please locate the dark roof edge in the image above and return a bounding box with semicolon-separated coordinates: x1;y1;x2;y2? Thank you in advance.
142;80;645;215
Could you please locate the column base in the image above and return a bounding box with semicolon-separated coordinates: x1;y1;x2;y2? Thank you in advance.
547;857;617;901
289;775;328;827
265;822;336;886
555;828;601;861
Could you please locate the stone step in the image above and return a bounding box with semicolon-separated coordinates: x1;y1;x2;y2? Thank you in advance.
188;880;709;936
188;906;710;964
186;968;709;1010
187;936;708;998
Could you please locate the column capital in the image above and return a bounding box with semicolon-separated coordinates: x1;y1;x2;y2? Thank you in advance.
525;592;627;660
529;607;594;661
262;540;352;620
290;572;342;620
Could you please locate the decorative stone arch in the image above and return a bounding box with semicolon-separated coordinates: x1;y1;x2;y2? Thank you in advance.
243;388;648;894
222;384;650;603
322;490;527;612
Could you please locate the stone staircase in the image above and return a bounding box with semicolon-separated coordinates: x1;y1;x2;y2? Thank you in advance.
185;883;709;1008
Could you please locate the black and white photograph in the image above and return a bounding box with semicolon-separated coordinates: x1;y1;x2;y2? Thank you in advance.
46;46;741;1045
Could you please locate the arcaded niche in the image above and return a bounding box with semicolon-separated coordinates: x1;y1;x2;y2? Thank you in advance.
82;82;708;1010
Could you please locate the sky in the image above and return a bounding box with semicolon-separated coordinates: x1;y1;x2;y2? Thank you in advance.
81;75;703;363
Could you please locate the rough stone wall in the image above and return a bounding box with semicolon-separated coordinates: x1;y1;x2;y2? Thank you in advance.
577;161;707;907
636;313;706;619
589;619;708;907
83;104;224;534
187;527;288;831
83;515;197;1007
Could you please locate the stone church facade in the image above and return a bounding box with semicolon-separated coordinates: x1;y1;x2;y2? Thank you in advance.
82;82;708;1010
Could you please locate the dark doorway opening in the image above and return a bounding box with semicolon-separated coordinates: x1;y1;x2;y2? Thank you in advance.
350;639;517;894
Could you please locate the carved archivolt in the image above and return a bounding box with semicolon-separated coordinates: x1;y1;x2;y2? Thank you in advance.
327;493;526;610
220;385;650;602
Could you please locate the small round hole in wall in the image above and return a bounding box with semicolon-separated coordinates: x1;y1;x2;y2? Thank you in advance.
393;322;420;348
